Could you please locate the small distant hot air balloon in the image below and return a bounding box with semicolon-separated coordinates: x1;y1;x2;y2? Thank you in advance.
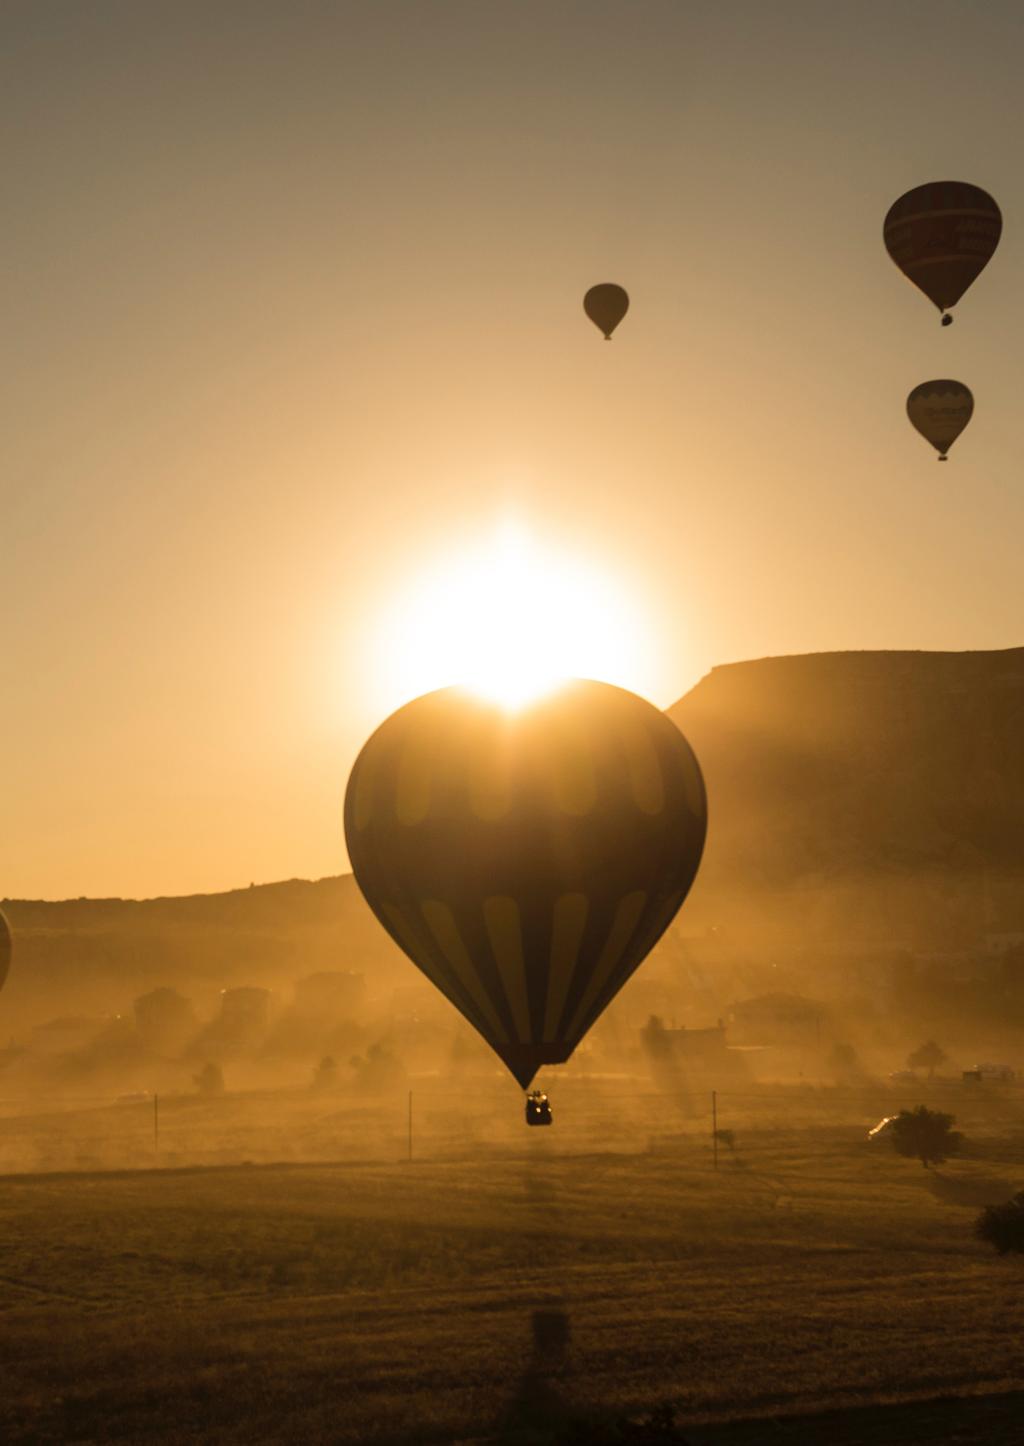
884;182;1001;324
907;380;974;460
344;681;706;1097
583;283;629;339
0;909;11;996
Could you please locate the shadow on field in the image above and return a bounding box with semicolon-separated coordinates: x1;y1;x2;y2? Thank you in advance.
494;1309;694;1444
495;1308;574;1443
523;1169;558;1208
926;1171;1018;1208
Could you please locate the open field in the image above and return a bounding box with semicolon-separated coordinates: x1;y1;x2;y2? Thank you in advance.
1;1081;1024;1443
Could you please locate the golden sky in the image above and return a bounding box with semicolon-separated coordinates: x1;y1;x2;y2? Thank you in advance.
4;1;1023;899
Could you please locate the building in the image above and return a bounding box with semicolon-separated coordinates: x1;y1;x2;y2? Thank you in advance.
134;987;198;1053
292;972;364;1020
640;1018;751;1083
218;987;271;1043
728;993;824;1047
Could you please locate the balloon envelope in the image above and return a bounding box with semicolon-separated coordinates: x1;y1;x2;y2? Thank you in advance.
906;380;974;458
884;182;1001;317
583;283;629;339
344;681;706;1087
0;909;10;995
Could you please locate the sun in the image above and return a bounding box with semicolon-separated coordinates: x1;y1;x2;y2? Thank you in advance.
372;520;656;712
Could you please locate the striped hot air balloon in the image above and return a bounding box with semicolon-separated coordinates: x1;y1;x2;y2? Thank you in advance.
884;182;1001;324
344;681;706;1090
906;379;974;460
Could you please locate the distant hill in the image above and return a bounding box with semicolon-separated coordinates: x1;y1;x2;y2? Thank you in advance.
669;647;1024;948
0;876;408;1026
5;648;1024;1025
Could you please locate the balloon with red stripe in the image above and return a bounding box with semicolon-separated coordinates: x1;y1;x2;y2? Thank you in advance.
884;181;1001;324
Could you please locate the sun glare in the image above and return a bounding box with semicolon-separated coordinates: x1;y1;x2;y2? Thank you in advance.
373;521;656;713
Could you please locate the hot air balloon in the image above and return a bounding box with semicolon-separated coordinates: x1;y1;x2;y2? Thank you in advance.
907;379;974;460
583;283;629;339
884;182;1001;324
344;681;706;1099
0;909;11;995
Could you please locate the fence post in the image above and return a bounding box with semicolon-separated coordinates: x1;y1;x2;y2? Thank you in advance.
712;1089;718;1171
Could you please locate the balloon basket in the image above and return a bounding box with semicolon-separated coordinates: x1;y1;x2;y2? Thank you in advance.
525;1090;553;1127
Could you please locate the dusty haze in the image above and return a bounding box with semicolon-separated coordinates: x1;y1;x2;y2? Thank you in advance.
5;649;1023;1135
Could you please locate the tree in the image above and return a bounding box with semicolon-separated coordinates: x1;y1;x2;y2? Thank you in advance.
312;1055;338;1092
193;1061;224;1097
888;1105;962;1168
828;1041;865;1085
640;1015;671;1058
907;1039;948;1079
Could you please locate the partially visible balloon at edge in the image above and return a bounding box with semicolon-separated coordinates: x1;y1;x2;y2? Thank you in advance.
0;909;11;995
884;182;1001;323
906;379;974;460
583;283;629;339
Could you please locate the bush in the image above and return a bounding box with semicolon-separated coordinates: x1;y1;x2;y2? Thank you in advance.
976;1192;1024;1254
556;1403;691;1443
349;1040;407;1095
888;1105;962;1168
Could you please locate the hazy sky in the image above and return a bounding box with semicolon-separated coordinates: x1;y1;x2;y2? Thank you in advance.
4;1;1023;899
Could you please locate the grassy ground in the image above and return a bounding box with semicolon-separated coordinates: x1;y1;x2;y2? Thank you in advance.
1;1082;1023;1443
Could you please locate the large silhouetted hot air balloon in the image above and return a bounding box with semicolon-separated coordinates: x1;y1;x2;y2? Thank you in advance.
344;681;706;1091
884;182;1001;324
583;284;629;339
907;380;974;460
0;909;11;996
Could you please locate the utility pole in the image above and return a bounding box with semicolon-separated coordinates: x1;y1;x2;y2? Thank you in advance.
712;1089;718;1171
407;1090;413;1163
154;1093;159;1163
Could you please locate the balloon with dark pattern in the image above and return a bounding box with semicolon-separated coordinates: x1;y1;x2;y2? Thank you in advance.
907;379;974;460
583;283;630;339
884;182;1001;323
344;681;706;1088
